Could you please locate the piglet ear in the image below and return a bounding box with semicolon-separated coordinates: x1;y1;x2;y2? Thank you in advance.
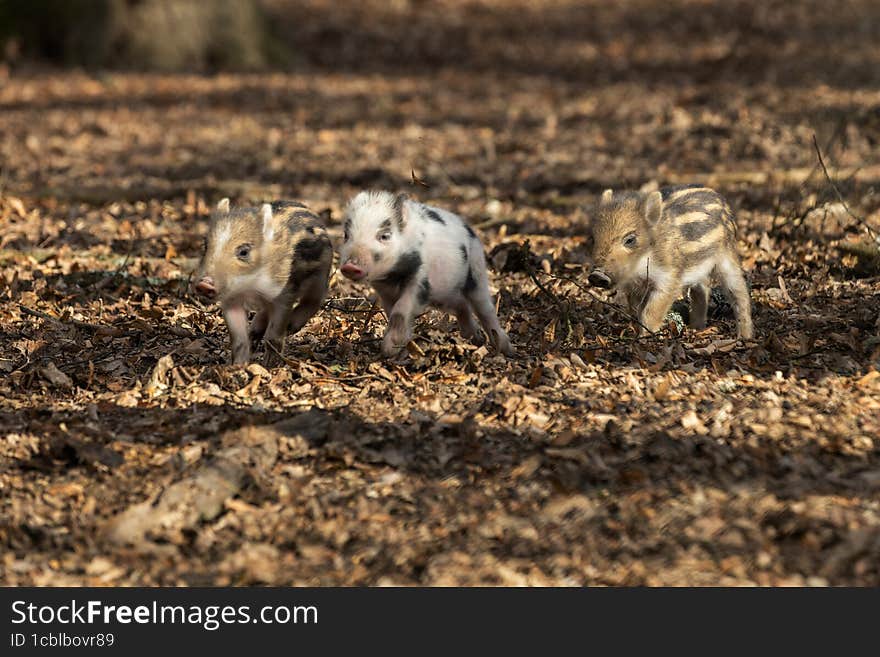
643;190;663;225
601;189;614;205
393;192;409;230
216;198;231;214
261;203;274;239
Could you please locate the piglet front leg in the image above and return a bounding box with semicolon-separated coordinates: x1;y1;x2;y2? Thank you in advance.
381;282;425;358
223;304;251;365
639;281;680;335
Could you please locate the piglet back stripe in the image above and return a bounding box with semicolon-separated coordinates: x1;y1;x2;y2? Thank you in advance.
425;208;446;225
462;268;477;294
291;210;317;221
280;205;320;234
682;244;721;269
679;219;718;240
295;235;330;262
271;200;309;212
393;195;407;230
665;191;719;214
660;184;705;200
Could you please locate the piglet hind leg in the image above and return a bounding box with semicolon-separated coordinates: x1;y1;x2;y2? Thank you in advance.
223;305;251;365
688;282;709;330
455;303;485;346
466;286;513;355
718;256;754;339
262;295;294;368
288;274;329;336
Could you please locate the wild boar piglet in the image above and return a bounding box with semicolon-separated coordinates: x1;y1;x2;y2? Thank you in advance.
588;185;753;339
339;191;513;357
192;199;332;365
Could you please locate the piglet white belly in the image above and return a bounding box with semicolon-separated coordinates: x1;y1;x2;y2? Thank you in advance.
681;257;717;287
226;271;285;307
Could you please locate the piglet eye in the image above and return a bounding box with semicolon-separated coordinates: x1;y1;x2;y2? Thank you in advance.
377;231;392;243
235;243;252;260
623;234;637;249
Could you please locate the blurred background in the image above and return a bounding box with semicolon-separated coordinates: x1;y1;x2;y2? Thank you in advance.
1;0;879;212
2;0;880;84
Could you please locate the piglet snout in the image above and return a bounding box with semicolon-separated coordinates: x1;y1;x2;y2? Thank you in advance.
193;276;217;299
588;269;612;289
340;262;366;281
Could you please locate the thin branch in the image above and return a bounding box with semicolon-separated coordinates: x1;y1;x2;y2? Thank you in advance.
812;133;878;241
360;298;382;337
263;338;299;368
521;243;564;312
771;122;843;236
536;269;653;335
474;215;516;230
322;296;379;315
18;304;112;333
94;235;137;291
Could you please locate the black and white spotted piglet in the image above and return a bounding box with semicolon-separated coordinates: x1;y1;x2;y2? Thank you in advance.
339;191;513;357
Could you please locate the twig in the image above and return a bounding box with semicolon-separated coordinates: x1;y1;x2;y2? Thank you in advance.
95;235;137;291
787;348;827;362
812;133;878;241
263;338;299;368
518;241;572;348
323;305;378;315
521;243;563;311
536;269;653;335
474;215;516;230
360;298;382;337
17;304;109;333
771;122;843;235
180;270;193;299
322;296;378;315
311;374;388;386
411;169;430;188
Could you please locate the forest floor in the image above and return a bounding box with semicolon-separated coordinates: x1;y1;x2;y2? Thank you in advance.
1;0;879;585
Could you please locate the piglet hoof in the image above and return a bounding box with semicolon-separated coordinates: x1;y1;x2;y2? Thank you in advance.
458;321;485;347
490;330;515;357
381;336;407;359
230;346;251;366
382;314;411;358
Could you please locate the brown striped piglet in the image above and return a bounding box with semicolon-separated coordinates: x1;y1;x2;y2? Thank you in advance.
588;185;753;338
192;199;332;365
339;191;513;357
